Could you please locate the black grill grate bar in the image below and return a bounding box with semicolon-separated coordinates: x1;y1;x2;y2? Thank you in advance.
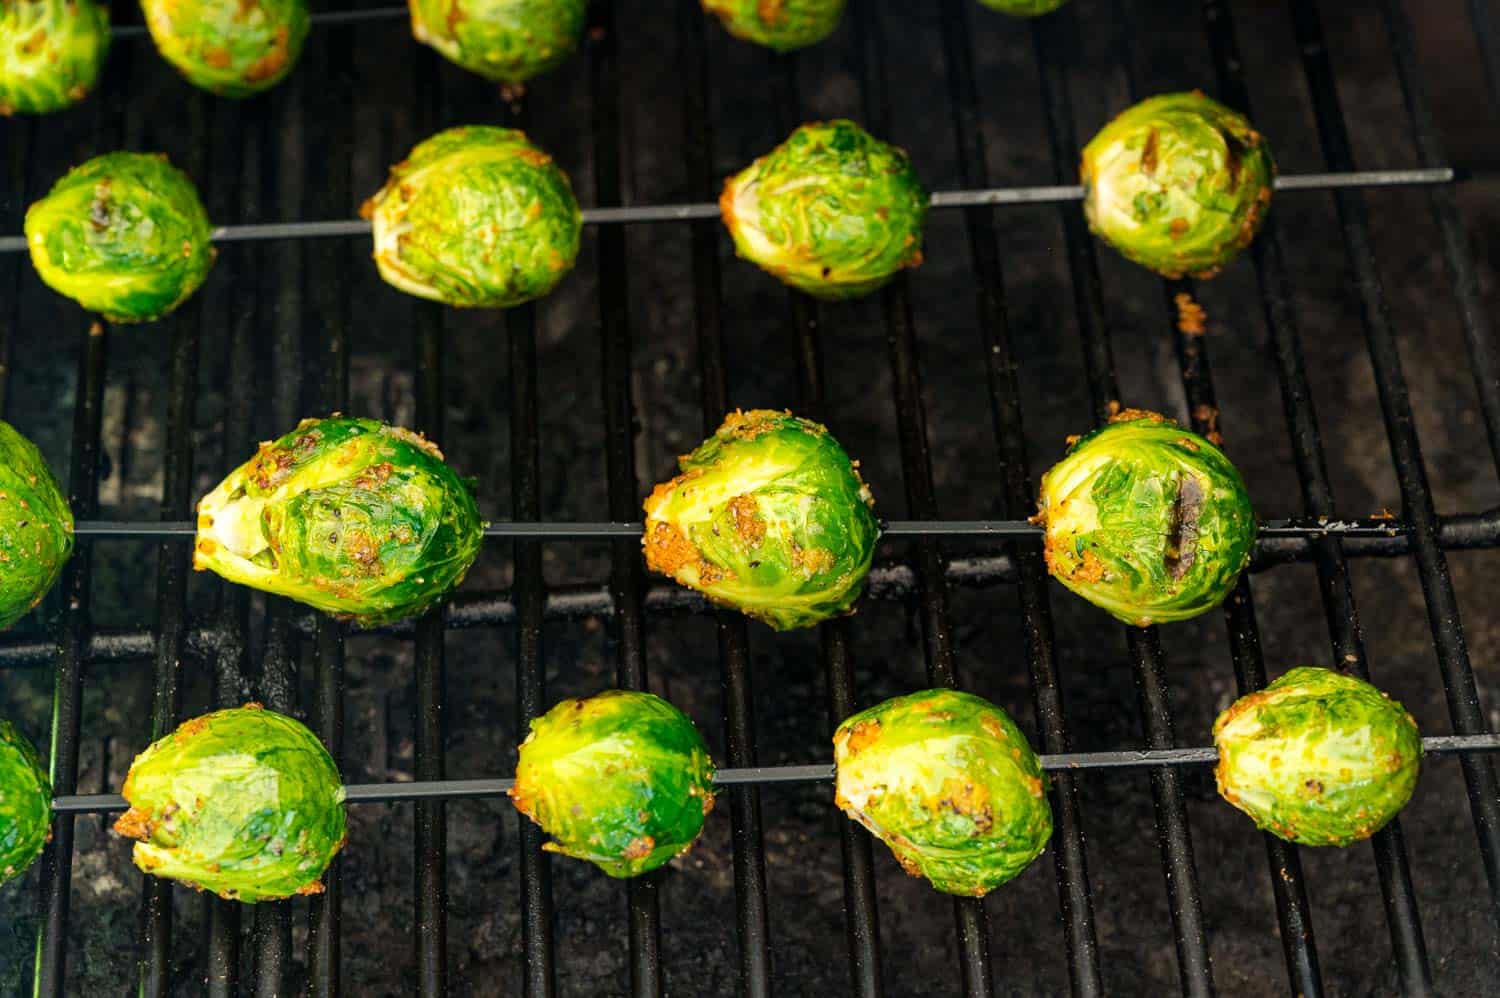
0;116;30;418
32;321;108;998
48;730;1500;815
589;3;664;991
135;289;204;998
413;307;450;997
1381;1;1500;473
500;87;557;998
1205;0;1433;987
1466;0;1500;109
249;78;304;989
1113;2;1325;989
685;9;774;996
1033;12;1216;995
0;169;1454;255
304;12;356;991
937;1;1104;993
1293;0;1500;926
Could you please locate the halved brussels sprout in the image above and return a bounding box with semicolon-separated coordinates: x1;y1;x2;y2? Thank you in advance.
362;126;582;308
643;409;879;630
721;119;928;300
1081;91;1274;279
978;0;1068;15
1215;667;1422;847
141;0;309;97
510;690;716;878
1035;408;1255;626
194;416;484;627
408;0;587;83
0;719;51;885
0;0;110;116
701;0;845;51
113;704;346;902
834;689;1052;896
25;151;215;323
0;420;73;630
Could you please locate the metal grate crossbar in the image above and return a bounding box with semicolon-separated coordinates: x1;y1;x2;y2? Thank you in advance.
5;1;1500;996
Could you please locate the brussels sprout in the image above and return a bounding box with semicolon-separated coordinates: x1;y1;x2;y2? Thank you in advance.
1081;91;1274;279
0;421;72;630
0;0;110;116
194;416;484;627
977;0;1068;15
643;409;878;630
834;689;1051;896
408;0;587;84
112;704;345;902
510;690;716;878
0;719;51;886
25;152;215;323
141;0;308;97
721;120;928;300
701;0;845;52
1215;667;1422;847
1035;408;1255;626
362;126;582;308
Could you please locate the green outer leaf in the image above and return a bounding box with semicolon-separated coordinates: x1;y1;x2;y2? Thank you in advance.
701;0;845;52
642;409;879;630
510;690;717;878
721;119;929;300
1081;91;1275;278
363;125;582;308
194;416;484;627
141;0;309;97
0;420;73;630
0;719;50;886
24;151;215;323
113;706;346;903
1214;667;1422;847
977;0;1068;15
409;0;587;83
834;689;1052;897
0;0;110;115
1036;409;1256;626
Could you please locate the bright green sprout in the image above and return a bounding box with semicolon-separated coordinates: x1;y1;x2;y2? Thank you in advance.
1081;91;1274;278
408;0;587;83
510;690;717;878
141;0;308;97
112;705;346;902
1215;667;1422;847
721;119;928;300
834;689;1052;897
194;416;484;627
24;151;215;323
977;0;1068;15
0;719;51;886
701;0;845;51
362;126;582;308
0;421;73;630
0;0;110;116
643;409;879;630
1035;408;1256;626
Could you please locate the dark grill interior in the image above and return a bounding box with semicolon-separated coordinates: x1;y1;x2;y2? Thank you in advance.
3;0;1500;995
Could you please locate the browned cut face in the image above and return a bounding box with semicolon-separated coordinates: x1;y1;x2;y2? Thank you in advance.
1164;473;1204;580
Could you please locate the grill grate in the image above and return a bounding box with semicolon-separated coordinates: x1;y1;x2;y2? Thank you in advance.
5;1;1500;996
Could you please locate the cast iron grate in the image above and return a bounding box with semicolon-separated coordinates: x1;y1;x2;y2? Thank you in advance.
3;1;1500;996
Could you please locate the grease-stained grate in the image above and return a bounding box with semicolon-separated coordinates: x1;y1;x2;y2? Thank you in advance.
4;1;1500;997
